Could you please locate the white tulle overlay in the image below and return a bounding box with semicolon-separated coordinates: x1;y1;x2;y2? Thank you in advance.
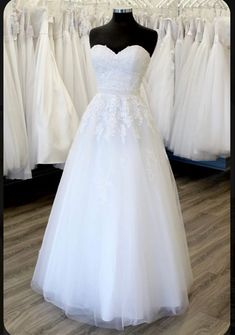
146;21;175;146
195;17;230;157
31;45;193;330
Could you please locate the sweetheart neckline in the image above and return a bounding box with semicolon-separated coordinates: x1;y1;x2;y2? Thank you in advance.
91;44;151;58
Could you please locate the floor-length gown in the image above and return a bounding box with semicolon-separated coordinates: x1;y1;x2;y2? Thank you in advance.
146;19;175;146
174;17;184;90
62;10;74;103
170;21;216;160
195;17;230;158
31;44;193;331
53;12;64;78
30;6;79;165
180;18;196;68
74;11;90;100
70;11;89;117
78;14;97;101
25;9;36;170
4;2;30;179
17;9;27;110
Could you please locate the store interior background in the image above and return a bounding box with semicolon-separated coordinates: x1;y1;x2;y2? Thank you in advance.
3;0;232;334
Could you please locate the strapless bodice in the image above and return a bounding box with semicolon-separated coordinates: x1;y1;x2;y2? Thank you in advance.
91;45;150;96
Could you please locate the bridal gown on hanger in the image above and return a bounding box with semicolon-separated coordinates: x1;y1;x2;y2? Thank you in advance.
174;17;184;89
30;6;79;166
180;18;196;69
4;2;31;179
195;17;230;157
70;11;89;117
146;19;175;146
170;21;216;160
62;10;74;106
54;12;64;78
78;13;97;101
31;44;193;330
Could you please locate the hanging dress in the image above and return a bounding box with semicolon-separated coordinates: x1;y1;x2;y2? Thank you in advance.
180;18;196;68
195;17;230;158
70;11;89;117
4;2;31;179
78;12;97;101
30;6;79;165
74;9;92;102
146;19;175;146
62;10;74;103
54;11;64;78
174;17;184;92
169;19;203;154
170;21;216;160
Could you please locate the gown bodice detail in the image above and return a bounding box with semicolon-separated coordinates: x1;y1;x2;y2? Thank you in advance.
91;45;150;96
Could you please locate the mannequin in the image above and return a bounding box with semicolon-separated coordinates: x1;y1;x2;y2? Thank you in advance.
89;8;158;56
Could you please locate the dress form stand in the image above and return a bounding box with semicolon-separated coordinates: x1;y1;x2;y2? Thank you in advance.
89;8;158;56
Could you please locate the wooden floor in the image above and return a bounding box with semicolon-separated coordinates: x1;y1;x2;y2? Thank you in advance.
4;166;230;335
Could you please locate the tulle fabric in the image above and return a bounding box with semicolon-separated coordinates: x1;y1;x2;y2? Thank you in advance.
31;45;193;330
180;18;196;68
31;93;193;330
145;20;175;146
195;17;230;157
174;17;184;88
169;20;217;160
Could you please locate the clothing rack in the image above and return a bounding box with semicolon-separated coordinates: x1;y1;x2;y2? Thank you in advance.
3;0;230;196
168;0;230;171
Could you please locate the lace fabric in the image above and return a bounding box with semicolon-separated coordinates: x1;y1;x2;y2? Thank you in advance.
91;45;150;95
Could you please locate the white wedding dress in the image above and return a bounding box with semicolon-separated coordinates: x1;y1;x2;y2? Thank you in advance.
146;20;175;146
31;44;193;330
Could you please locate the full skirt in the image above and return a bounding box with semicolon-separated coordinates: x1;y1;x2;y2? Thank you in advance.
31;92;193;330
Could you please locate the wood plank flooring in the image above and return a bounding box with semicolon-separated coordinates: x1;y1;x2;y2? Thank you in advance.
4;167;230;335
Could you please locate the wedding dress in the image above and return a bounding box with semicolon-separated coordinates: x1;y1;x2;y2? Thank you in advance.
78;13;97;101
30;7;79;165
174;17;184;89
4;2;31;179
180;18;196;68
146;20;175;146
54;12;64;78
31;44;193;330
170;21;216;160
195;17;230;157
70;11;89;117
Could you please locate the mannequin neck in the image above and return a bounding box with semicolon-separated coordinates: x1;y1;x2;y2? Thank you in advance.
110;11;137;26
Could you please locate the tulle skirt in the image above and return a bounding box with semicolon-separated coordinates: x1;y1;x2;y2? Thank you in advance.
31;92;193;330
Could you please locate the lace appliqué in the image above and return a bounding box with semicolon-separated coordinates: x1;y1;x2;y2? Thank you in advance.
79;94;155;143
